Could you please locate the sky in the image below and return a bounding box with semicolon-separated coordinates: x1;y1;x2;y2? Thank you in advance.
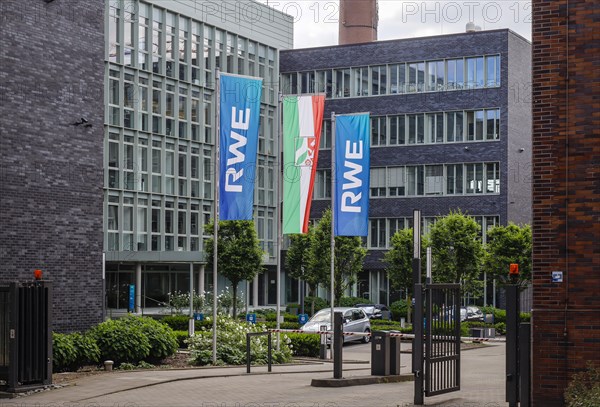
256;1;532;49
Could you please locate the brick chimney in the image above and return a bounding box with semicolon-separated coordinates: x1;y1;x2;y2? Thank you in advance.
339;0;378;45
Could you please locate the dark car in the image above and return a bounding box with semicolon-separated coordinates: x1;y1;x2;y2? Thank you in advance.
355;303;391;320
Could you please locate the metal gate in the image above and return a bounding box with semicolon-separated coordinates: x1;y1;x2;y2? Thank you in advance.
414;282;461;404
0;281;52;392
425;283;461;396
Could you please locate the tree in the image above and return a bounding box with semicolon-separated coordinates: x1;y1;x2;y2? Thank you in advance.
429;211;485;295
484;223;532;287
285;227;328;314
384;228;429;323
205;220;264;319
310;209;367;306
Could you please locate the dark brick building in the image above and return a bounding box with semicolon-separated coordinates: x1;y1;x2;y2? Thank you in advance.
0;1;105;331
531;1;600;405
281;29;532;304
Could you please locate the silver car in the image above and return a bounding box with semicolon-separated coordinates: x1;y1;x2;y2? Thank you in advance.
300;307;371;343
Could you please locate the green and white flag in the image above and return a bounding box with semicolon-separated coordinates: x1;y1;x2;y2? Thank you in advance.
283;95;325;234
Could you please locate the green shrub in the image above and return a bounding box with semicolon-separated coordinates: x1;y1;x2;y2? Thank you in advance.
118;362;137;370
160;315;189;331
173;330;189;348
187;317;293;366
70;332;100;366
390;299;409;321
564;363;600;407
136;361;156;369
520;312;531;322
494;322;506;335
371;319;402;328
52;332;100;372
262;321;300;330
124;316;178;362
264;312;299;323
339;296;372;307
287;333;320;357
52;333;77;372
90;318;151;364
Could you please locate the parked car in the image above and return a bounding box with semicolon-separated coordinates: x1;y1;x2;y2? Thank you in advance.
463;306;484;322
437;305;484;322
300;307;371;343
355;303;391;320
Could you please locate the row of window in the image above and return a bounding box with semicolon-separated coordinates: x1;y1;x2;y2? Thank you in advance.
108;1;277;104
313;162;501;199
282;54;500;99
106;191;277;257
367;215;500;249
106;132;276;206
107;68;278;155
319;109;501;148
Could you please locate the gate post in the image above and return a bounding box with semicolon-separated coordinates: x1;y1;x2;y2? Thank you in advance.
506;284;520;407
413;283;424;405
519;322;531;407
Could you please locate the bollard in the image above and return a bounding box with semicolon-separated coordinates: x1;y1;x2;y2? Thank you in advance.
104;360;114;372
333;312;343;379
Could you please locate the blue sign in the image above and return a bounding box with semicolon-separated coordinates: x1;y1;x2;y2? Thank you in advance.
128;284;135;312
194;313;204;321
298;314;309;325
246;313;256;324
219;73;263;220
334;113;370;236
552;271;563;283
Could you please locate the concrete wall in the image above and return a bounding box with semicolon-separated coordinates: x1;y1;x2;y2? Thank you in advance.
0;1;105;332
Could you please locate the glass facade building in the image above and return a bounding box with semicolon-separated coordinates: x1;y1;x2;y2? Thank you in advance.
103;0;292;311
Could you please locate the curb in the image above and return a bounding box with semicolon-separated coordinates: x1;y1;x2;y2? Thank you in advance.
311;373;414;387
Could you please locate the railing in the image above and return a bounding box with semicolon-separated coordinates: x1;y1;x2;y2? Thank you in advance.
245;332;272;374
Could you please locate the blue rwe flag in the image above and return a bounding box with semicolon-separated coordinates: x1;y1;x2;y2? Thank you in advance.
334;113;370;236
219;73;263;220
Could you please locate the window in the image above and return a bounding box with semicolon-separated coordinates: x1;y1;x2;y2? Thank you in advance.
406;166;424;196
465;163;484;194
485;162;500;193
351;67;369;97
424;165;444;195
446;111;464;142
371;65;386;95
370;219;387;248
320;120;331;149
447;58;464;90
486;109;500;140
388;167;405;196
426;113;444;143
388;218;406;238
371;117;386;146
370;168;386;197
313;170;331;199
486;55;500;87
427;60;444;91
407;114;424;144
466;57;485;88
389;64;406;94
446;164;464;195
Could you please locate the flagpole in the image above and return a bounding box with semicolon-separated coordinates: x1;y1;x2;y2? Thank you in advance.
275;91;283;350
212;68;220;365
330;111;336;360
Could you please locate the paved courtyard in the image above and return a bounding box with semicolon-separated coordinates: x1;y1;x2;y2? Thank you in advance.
5;342;507;407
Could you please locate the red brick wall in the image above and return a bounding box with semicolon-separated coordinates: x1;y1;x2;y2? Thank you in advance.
531;1;600;406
